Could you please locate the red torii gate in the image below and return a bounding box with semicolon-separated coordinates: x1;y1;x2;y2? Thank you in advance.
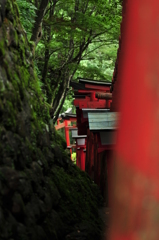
70;78;117;204
70;128;87;171
86;111;118;203
70;78;112;174
55;108;87;169
70;78;112;135
109;1;159;239
55;109;76;156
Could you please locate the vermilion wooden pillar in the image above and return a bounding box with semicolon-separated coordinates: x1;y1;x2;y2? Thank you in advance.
80;147;85;171
85;129;90;173
64;120;70;146
94;134;100;186
109;1;159;240
100;151;107;201
76;148;80;168
106;150;113;206
64;120;72;157
89;131;95;179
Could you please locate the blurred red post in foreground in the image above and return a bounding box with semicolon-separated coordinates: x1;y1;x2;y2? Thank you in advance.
109;0;159;240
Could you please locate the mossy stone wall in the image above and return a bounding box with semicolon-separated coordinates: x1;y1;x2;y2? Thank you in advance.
0;1;103;239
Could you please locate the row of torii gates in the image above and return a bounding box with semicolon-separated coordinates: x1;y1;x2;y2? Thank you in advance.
56;1;159;238
55;77;118;204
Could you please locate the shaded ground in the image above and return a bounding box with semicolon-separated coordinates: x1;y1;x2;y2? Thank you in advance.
64;204;110;240
98;206;110;240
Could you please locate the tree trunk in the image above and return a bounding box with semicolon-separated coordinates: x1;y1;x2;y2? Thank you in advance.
30;0;49;45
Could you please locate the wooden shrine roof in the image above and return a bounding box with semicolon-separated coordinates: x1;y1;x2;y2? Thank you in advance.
70;78;112;90
70;128;87;139
88;112;119;131
70;81;86;90
82;108;110;119
58;108;76;120
60;113;76;120
78;78;112;86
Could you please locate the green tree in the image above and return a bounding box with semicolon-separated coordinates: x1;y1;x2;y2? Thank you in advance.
17;0;122;121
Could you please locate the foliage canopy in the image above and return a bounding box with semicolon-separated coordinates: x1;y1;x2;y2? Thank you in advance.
17;0;122;120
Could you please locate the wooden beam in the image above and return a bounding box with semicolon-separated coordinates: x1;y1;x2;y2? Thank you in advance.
95;92;112;100
55;122;65;130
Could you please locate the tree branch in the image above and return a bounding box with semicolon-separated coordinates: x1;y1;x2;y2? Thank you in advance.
30;0;49;45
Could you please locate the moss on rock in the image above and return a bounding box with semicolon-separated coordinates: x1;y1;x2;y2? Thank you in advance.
0;0;103;239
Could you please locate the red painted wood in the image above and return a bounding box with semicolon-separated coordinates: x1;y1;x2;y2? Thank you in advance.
76;148;81;168
80;148;85;171
94;134;101;187
64;120;70;148
97;134;113;152
106;150;113;207
88;131;94;179
74;98;108;109
95;92;112;100
87;101;107;109
78;90;107;94
85;129;90;173
85;83;110;91
55;122;65;130
65;125;76;130
100;151;107;200
93;134;98;184
109;1;159;239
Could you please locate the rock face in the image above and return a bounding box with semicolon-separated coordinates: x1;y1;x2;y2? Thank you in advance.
0;1;103;239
